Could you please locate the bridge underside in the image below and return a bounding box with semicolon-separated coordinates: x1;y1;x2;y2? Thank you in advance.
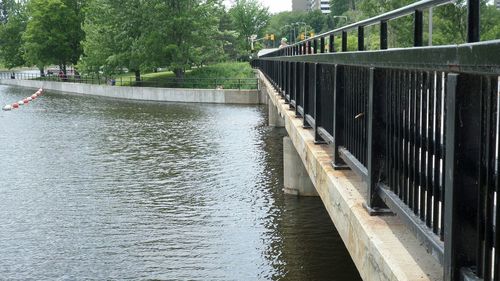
259;70;442;281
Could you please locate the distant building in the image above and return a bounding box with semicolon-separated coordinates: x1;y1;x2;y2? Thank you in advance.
292;0;309;11
293;0;331;14
496;0;500;9
310;0;331;14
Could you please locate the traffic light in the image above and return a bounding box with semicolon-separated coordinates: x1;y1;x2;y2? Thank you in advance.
270;34;275;41
300;33;305;40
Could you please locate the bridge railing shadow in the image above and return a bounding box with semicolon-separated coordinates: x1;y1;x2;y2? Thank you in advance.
252;0;499;280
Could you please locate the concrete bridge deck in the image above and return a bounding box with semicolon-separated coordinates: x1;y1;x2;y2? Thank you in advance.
258;70;442;281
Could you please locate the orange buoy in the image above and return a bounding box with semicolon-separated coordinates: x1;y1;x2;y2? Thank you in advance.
31;94;37;99
23;99;28;104
12;103;19;109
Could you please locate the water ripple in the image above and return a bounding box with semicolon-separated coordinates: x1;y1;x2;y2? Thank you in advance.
0;85;360;281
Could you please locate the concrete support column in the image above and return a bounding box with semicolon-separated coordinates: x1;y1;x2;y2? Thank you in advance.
269;102;285;127
283;136;318;196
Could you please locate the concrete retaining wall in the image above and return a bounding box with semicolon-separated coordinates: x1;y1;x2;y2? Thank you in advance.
0;79;260;105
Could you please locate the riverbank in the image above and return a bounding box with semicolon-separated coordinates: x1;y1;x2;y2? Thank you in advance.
0;79;261;105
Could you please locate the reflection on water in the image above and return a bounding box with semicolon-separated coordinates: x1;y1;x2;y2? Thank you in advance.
0;85;361;280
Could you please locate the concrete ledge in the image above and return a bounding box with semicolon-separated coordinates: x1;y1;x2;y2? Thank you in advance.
0;79;259;105
258;71;442;281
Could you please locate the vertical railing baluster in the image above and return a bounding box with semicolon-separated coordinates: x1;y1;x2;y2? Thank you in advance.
342;31;348;52
358;26;365;51
329;34;335;53
444;73;482;281
414;10;423;47
333;65;347;169
366;68;388;210
467;0;480;43
320;37;325;53
381;21;388;50
314;63;324;143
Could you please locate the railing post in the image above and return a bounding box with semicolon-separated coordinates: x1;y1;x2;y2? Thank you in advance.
307;41;312;54
329;34;335;53
444;73;482;281
358;26;364;51
380;21;388;50
332;65;347;169
320;37;325;53
314;63;324;143
313;39;318;54
467;0;480;43
342;31;348;52
366;67;388;211
414;10;423;47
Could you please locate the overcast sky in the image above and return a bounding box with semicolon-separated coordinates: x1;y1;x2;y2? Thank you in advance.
224;0;292;13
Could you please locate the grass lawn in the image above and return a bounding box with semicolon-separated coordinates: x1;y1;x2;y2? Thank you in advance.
114;62;257;89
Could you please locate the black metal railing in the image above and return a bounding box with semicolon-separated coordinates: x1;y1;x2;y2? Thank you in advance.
0;72;258;90
252;0;498;280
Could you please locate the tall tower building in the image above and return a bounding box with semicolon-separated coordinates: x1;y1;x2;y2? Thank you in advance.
292;0;309;11
292;0;331;14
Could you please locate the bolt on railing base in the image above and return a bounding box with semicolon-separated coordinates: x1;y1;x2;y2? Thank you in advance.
362;203;395;216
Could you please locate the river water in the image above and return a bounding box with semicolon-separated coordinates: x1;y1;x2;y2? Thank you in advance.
0;85;361;280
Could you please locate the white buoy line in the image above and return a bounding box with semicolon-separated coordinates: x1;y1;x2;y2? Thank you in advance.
2;88;44;111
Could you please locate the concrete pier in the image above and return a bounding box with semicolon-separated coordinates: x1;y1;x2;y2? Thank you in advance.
283;136;318;196
268;102;285;127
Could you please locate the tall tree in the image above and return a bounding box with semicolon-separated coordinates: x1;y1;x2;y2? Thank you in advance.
22;0;84;74
229;0;270;52
81;0;225;80
146;0;225;78
0;0;27;69
81;0;149;80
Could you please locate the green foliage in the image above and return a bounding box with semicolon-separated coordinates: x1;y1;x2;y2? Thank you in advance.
114;62;256;89
147;0;225;77
229;0;270;53
80;0;148;78
0;1;26;69
81;0;225;79
22;0;83;72
330;0;351;16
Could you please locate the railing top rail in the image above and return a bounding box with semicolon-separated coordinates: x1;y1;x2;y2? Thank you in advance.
258;40;500;75
264;0;455;57
314;0;452;38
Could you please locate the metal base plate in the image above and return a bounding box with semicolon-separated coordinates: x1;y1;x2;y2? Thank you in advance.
363;203;395;216
331;162;350;170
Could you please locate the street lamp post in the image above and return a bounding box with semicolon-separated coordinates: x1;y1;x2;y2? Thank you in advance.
294;22;307;40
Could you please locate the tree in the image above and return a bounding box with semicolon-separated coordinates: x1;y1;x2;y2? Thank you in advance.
81;0;225;80
229;0;270;53
145;0;225;78
330;0;352;16
22;0;84;74
81;0;149;80
0;1;27;69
